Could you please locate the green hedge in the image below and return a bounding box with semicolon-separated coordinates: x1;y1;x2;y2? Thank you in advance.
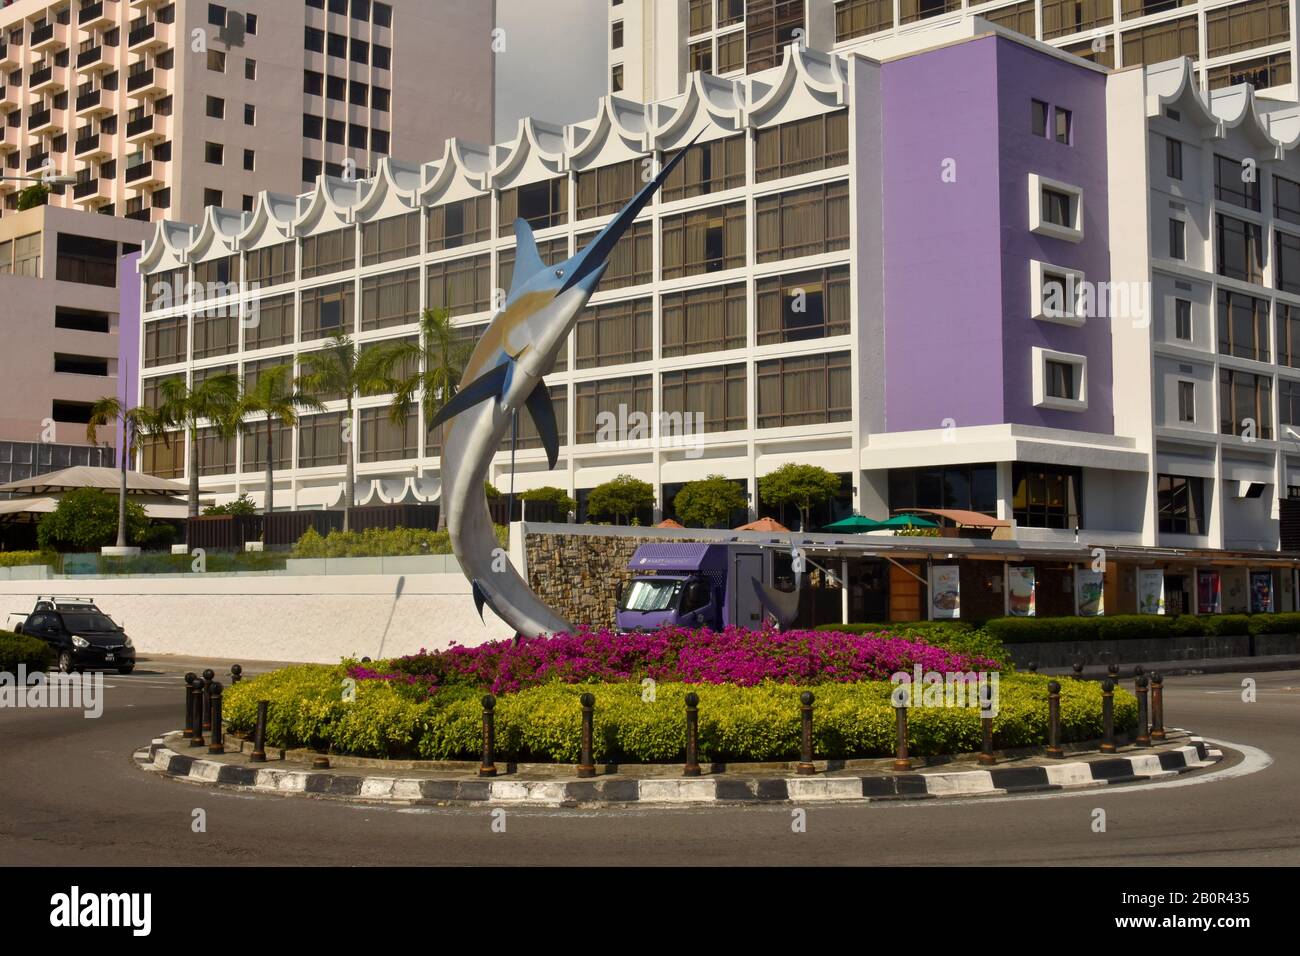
814;621;1010;668
223;665;1134;762
0;551;53;569
291;525;509;559
0;629;53;672
824;613;1300;645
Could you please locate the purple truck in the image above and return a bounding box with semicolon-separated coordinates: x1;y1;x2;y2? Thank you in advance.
615;543;790;631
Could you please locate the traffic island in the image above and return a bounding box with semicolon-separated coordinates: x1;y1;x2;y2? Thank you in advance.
134;729;1222;807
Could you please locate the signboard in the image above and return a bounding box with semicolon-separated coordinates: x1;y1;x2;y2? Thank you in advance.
1250;571;1274;614
1138;569;1166;615
928;565;961;619
1197;570;1221;615
1008;566;1037;616
1075;569;1104;616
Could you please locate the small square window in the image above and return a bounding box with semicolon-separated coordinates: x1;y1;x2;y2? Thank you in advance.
373;45;390;70
1043;189;1072;227
242;194;254;212
372;87;390;111
203;188;223;208
205;142;224;165
205;96;224;119
207;50;226;73
1174;298;1192;340
1029;174;1083;242
208;4;226;28
305;70;324;96
1031;99;1048;137
1034;347;1088;411
1031;260;1085;326
1054;107;1071;145
1046;360;1077;400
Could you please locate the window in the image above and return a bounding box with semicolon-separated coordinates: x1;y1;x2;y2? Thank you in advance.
303;158;322;182
662;134;746;202
374;2;392;28
662;364;747;433
1029;174;1083;241
1054;107;1071;145
576;160;640;220
611;64;624;93
1031;99;1049;137
889;464;998;516
54;354;110;377
246;242;294;287
689;40;712;73
301;227;356;278
205;142;223;165
754;181;850;263
1174;298;1192;341
243;195;254;212
11;232;41;277
359;407;418;463
1278;303;1300;368
756;351;852;428
428;196;492;252
1011;463;1083;529
372;130;390;154
612;20;623;49
349;124;367;149
1278;231;1300;294
245;58;256;80
719;0;746;27
350;81;368;106
372;87;390;112
1122;15;1198;65
193;310;238;359
54;309;110;334
661;202;746;279
1177;380;1196;423
754;110;849;182
1033;347;1087;410
362;211;421;265
1206;0;1289;58
303;113;322;138
689;0;713;34
305;27;324;52
1031;261;1085;325
1169;218;1186;260
662;282;747;357
1280;378;1300;426
207;50;226;73
243;149;255;172
836;0;892;41
143;315;187;367
575;298;652;368
209;4;227;27
575;221;653;289
1217;289;1269;361
1042;0;1111;39
1216;214;1263;284
575;375;652;444
351;39;369;65
242;419;292;472
326;119;345;144
327;33;347;58
1220;369;1273;438
206;95;224;119
718;30;744;72
1214;154;1260;211
747;0;807;72
426;254;491;316
301;282;355;340
373;44;390;70
305;70;324;96
498;177;567;234
243;294;293;350
244;104;255;126
756;266;851;344
1166;138;1183;180
360;268;419;330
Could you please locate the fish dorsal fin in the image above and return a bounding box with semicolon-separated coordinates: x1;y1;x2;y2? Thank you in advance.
509;218;545;299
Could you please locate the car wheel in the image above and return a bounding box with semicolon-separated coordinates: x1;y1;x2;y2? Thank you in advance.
57;651;74;674
118;666;134;675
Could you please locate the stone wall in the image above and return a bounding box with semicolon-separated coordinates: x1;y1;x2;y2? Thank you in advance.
527;530;690;628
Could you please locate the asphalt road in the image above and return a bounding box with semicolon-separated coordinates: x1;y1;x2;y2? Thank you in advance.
0;657;1296;867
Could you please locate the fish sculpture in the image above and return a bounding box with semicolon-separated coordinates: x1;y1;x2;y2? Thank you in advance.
431;139;696;637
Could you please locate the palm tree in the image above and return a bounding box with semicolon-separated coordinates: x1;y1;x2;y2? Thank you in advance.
298;333;405;530
389;308;474;530
157;374;241;518
233;364;325;516
85;398;167;550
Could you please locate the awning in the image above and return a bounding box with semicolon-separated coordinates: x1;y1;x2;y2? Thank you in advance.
0;494;192;522
898;508;1011;528
0;466;188;497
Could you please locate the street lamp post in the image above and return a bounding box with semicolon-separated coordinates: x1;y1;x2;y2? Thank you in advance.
0;170;78;187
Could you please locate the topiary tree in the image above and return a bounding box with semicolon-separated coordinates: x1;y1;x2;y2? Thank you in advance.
36;488;152;552
519;485;576;517
758;463;841;531
673;475;749;528
587;474;655;525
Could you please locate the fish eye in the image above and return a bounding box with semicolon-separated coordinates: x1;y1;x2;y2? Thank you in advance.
555;268;564;278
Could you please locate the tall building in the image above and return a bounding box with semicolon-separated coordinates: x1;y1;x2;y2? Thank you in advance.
0;204;151;482
0;0;496;225
609;0;1297;98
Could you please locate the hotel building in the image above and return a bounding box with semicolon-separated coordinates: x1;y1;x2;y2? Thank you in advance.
0;0;495;224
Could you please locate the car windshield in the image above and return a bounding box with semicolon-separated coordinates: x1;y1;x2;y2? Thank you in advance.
61;612;117;633
619;578;683;612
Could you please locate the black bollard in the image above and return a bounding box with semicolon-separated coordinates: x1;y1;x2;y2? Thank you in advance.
189;681;206;748
797;691;815;776
1135;675;1150;747
577;693;596;778
1133;665;1145;678
1107;660;1120;682
249;700;268;762
1046;681;1063;758
1150;672;1166;741
479;695;497;777
201;669;215;731
183;672;197;738
1100;678;1116;754
979;715;996;766
230;664;242;685
207;682;224;754
683;693;701;777
1072;659;1085;678
1027;660;1038;674
893;702;911;771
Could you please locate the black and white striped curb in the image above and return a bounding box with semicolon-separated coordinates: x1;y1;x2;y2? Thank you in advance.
135;733;1222;806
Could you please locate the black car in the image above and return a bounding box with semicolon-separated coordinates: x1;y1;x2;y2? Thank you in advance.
18;606;135;674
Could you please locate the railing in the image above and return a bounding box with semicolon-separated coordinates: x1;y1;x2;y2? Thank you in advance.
29;66;53;87
79;2;106;24
76;45;102;68
27;109;51;129
25;152;49;171
31;23;56;46
126;67;153;91
73;177;99;199
127;21;155;47
76;88;101;111
74;132;99;154
124;208;150;221
126;113;152;138
124;159;152;182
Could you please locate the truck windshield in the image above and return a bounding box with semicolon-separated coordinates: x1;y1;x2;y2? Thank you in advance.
619;578;683;612
61;613;117;633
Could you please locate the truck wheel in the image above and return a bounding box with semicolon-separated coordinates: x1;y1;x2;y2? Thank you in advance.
57;651;74;674
118;666;134;675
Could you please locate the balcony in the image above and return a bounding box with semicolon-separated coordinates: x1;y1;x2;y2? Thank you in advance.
0;46;13;70
30;66;63;94
79;2;114;30
128;22;164;53
28;108;58;134
32;23;66;55
76;45;104;72
125;111;156;142
73;177;103;203
126;67;163;96
76;87;110;116
0;128;18;154
26;152;50;173
0;87;15;110
124;159;160;187
75;131;108;158
124;207;151;221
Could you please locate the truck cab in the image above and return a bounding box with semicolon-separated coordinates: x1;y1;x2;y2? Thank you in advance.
617;574;719;631
615;543;774;632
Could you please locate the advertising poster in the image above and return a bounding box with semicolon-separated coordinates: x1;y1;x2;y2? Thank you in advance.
1138;569;1166;615
1075;569;1104;616
1197;570;1222;615
1251;572;1274;614
1008;566;1037;616
928;565;961;619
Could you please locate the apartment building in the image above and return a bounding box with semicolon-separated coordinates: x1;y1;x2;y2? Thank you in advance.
0;204;150;484
0;0;495;225
610;0;1298;97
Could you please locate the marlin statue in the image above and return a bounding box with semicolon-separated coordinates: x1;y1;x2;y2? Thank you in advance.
431;139;697;637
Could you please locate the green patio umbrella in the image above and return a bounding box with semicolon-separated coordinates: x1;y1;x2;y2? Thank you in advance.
823;514;884;531
878;514;939;528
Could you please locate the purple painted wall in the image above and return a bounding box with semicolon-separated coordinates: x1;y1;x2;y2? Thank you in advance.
116;252;142;468
881;34;1114;435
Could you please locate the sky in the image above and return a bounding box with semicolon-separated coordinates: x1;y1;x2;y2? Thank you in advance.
494;0;610;143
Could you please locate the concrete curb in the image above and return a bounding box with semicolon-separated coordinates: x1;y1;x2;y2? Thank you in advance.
134;733;1223;807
